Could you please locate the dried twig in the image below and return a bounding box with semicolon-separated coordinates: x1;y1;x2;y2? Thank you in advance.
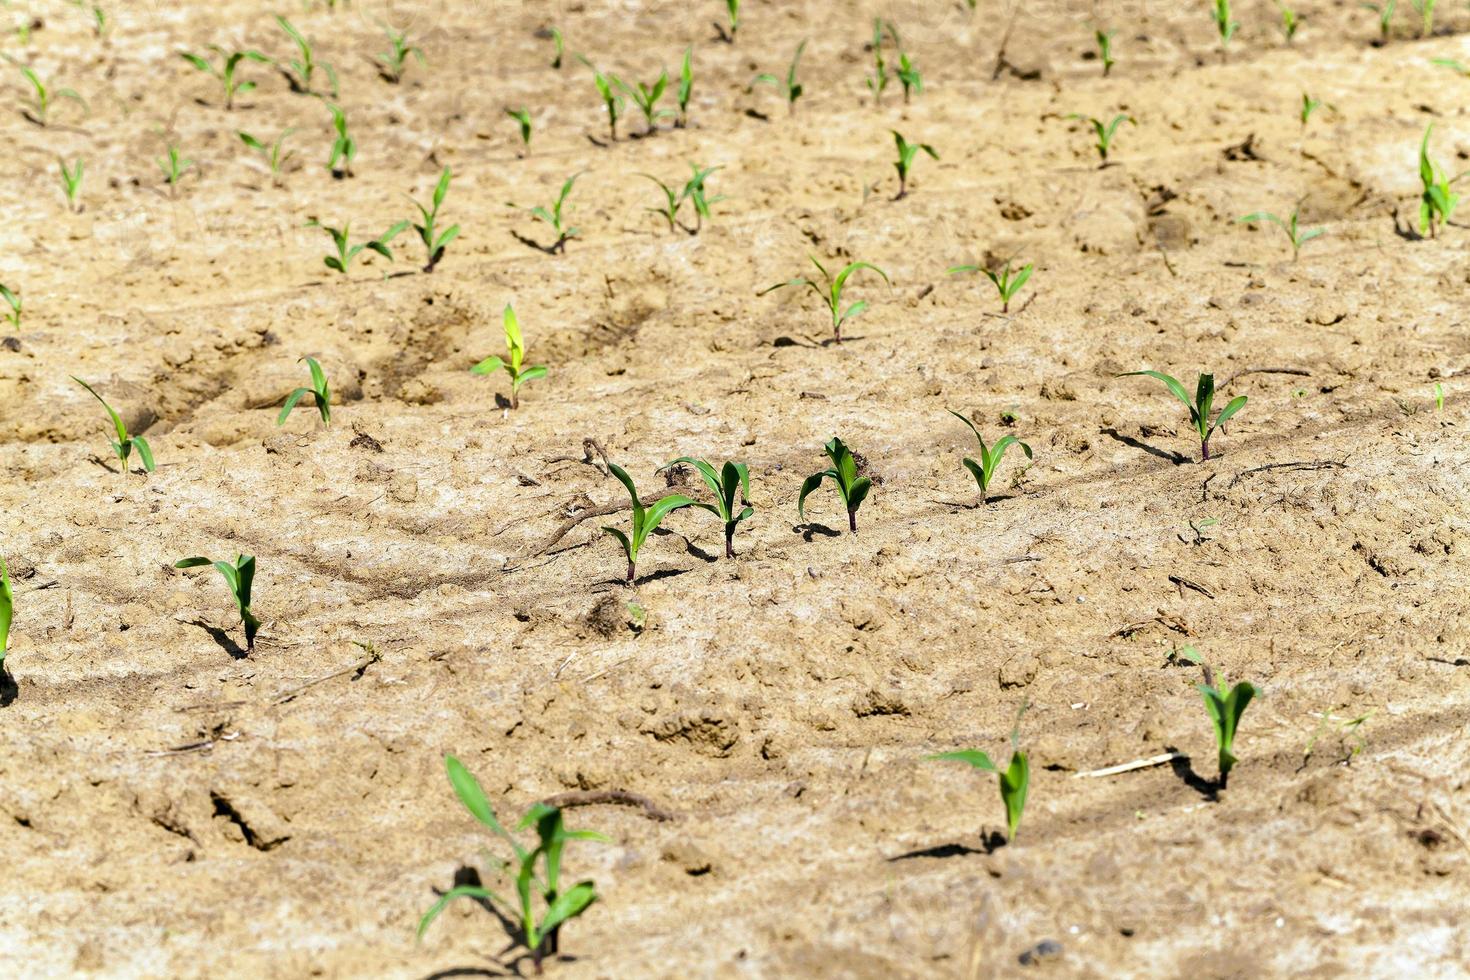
539;789;678;822
1227;459;1345;489
1073;752;1183;779
1223;366;1310;387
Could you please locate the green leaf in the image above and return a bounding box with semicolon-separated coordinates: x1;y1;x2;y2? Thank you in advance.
416;885;504;941
132;435;156;472
601;525;632;560
797;471;828;522
444;755;513;839
1213;395;1248;430
845;476;873;514
516;365;548;386
304;356;326;393
637;494;697;549
174;557;212;569
72;377;129;444
278;387;309;425
927;749;998;772
539;880;598;936
999;750;1029;841
470;355;505;376
0;554;13;662
607;462;642;516
1120;370;1193;411
960;457;986;492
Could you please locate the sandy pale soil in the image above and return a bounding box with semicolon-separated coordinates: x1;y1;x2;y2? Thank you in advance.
4;0;1470;976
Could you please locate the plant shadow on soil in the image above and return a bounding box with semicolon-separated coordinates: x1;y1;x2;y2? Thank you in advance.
419;866;581;979
184;619;250;660
1165;747;1221;802
887;831;1008;861
1100;428;1190;466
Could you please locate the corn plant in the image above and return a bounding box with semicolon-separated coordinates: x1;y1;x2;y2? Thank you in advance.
761;256;888;344
278;356;331;427
616;70;670;134
656;458;752;558
312;219;408;275
58;156;83;212
1212;0;1239;53
602;464;695;582
642;165;723;234
178;47;264;110
0;555;11;674
507;107;532;153
948;409;1031;502
376;23;424;83
1412;0;1435;36
1178;648;1257;788
86;3;108;39
928;709;1030;843
509;173;581;253
641;174;686;232
1071;113;1131;164
948;259;1032;313
581;59;625;141
157;143;193;197
1237;207;1323;259
891;131;938;199
1095;29;1116;75
1418;124;1464;238
716;0;741;42
276;16;337;96
798;437;872;532
472;304;547;409
548;27;564;69
866;19;890;103
417;756;606;973
683;164;723;231
676;47;693;127
20;66;84;124
895;41;921;102
1278;1;1301;42
411;166;460;273
73;376;155;474
238;128;295;184
174;554;259;651
1119;370;1246;461
326;102;356;176
753;40;806;115
1299;93;1321;130
0;285;18;329
1365;0;1397;41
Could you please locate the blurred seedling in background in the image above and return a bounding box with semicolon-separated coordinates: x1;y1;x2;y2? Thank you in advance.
278;356;332;428
616;70;670;134
760;255;888;344
1177;647;1257;789
326;102;356;176
1278;1;1302;42
507;107;533;154
20;65;84;124
948;409;1031;504
1364;0;1397;42
949;258;1032;313
677;47;693;127
890;131;937;199
928;703;1031;845
580;59;625;141
509;173;581;253
174;554;260;651
1418;124;1464;238
1119;370;1246;461
1412;0;1435;37
73;377;155;474
376;23;424;83
1304;709;1372;766
1070;112;1131;164
641;173;687;232
1435;382;1445;411
238;128;295;184
276;16;337;96
58;156;83;211
1212;0;1239;54
1299;93;1322;130
411;166;460;272
0;555;11;678
656;458;752;558
866;19;891;103
641;165;723;234
1237;207;1323;259
715;0;740;42
311;219;408;275
0;285;18;329
798;437;872;532
753;40;806;115
602;464;695;582
547;27;564;68
1094;29;1116;76
179;47;265;110
157;143;193;197
472;304;547;409
417;756;606;974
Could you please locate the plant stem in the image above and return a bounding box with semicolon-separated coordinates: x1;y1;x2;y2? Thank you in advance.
1201;438;1211;461
626;560;635;583
848;508;858;532
724;524;735;559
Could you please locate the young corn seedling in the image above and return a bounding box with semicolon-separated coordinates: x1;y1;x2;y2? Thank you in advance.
0;555;11;676
1237;207;1323;259
326;102;356;176
1119;370;1246;462
1365;0;1397;42
683;164;723;232
278;356;331;427
602;464;695;583
58;156;83;212
20;66;84;125
311;219;407;274
656;458;752;558
928;707;1030;844
641;174;686;232
0;285;18;329
417;756;606;974
716;0;741;42
471;304;547;409
948;409;1031;502
676;47;693;127
73;376;155;474
1300;93;1322;130
948;259;1033;313
1094;29;1116;75
866;19;890;104
1418;124;1465;238
507;107;533;154
276;16;337;96
896;51;922;102
174;554;260;652
1412;0;1435;36
548;26;564;69
753;40;806;115
887;130;934;199
411;166;461;273
1278;1;1301;42
179;47;266;110
1212;0;1239;54
509;173;581;254
238;128;295;184
616;70;671;135
1178;647;1257;788
761;256;888;344
798;437;872;533
157;143;193;197
376;23;424;83
581;59;625;141
1071;113;1132;164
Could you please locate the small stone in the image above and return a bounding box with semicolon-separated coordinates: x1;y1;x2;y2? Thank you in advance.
1018;939;1063;966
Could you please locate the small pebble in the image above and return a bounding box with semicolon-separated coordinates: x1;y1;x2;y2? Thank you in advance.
1018;939;1063;966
